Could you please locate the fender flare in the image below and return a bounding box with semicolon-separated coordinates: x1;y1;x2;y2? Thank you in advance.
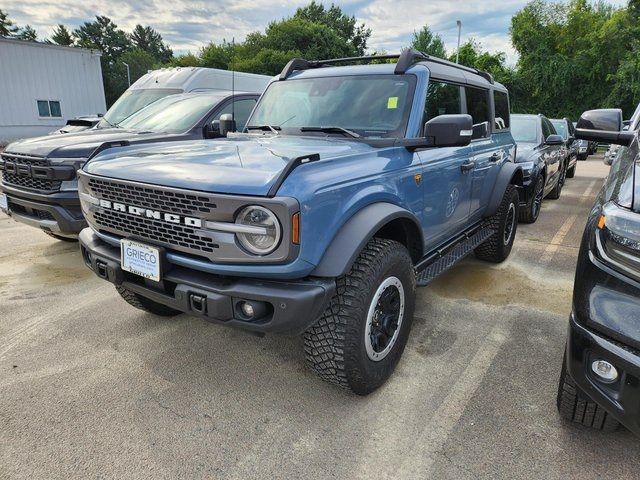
311;202;422;278
484;162;524;217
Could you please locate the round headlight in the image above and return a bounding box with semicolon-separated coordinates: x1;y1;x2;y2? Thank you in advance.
235;206;281;255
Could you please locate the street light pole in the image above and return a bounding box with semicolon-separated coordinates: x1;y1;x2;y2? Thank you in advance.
456;20;462;64
123;62;131;87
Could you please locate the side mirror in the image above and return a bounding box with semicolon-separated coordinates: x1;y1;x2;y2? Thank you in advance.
204;121;221;139
219;113;236;137
545;134;564;145
576;108;634;146
424;114;473;147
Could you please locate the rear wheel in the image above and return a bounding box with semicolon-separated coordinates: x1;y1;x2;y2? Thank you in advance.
475;185;519;263
519;174;543;224
116;286;181;317
557;354;620;432
303;238;416;395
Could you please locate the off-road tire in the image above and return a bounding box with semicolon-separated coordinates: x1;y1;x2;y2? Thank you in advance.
566;164;576;178
475;185;519;263
303;238;416;395
43;230;77;242
547;162;565;200
116;285;181;317
557;354;620;432
519;174;543;224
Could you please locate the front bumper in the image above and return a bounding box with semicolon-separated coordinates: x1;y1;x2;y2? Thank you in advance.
79;228;336;335
567;313;640;436
0;183;85;237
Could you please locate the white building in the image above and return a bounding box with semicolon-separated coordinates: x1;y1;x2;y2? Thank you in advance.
0;37;106;144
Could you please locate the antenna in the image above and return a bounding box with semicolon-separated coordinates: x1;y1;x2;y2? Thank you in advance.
231;37;235;131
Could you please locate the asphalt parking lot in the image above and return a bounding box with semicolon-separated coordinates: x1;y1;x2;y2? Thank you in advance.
1;154;638;479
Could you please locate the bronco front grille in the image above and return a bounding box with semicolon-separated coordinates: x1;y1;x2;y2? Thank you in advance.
88;178;218;216
93;209;218;254
0;153;61;192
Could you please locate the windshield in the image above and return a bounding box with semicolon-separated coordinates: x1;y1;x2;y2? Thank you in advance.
97;88;182;128
510;116;538;143
551;120;568;139
118;94;224;133
247;75;415;138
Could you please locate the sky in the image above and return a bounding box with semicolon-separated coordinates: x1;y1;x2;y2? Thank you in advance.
1;0;629;65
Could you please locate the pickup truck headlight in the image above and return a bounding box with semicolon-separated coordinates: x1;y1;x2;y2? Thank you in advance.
595;201;640;281
235;205;281;255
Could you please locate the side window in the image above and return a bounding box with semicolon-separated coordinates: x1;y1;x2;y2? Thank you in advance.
216;98;257;131
541;118;551;139
424;81;461;122
493;91;510;130
464;87;491;139
544;118;557;137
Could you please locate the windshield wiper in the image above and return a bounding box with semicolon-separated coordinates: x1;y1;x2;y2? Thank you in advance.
300;126;360;138
246;125;281;134
99;117;120;129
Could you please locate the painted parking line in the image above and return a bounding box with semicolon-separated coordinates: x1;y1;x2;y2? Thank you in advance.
539;179;598;264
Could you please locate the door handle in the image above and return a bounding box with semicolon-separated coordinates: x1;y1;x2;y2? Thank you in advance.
460;160;475;172
489;153;501;162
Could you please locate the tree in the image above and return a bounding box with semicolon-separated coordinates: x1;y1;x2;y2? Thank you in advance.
74;16;130;63
199;41;234;69
130;25;172;63
51;24;74;46
0;9;19;37
167;53;200;67
410;26;446;58
294;1;371;55
15;25;37;41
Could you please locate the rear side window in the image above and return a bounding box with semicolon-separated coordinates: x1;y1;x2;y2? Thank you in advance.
465;87;491;139
542;118;556;139
493;91;510;130
424;81;462;122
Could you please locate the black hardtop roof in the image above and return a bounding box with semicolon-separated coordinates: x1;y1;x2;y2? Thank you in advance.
279;48;506;92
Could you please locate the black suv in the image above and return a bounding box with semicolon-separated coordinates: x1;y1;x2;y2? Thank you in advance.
550;117;578;179
557;107;640;435
511;114;565;223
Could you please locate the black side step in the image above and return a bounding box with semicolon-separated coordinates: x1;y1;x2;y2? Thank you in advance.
415;227;495;286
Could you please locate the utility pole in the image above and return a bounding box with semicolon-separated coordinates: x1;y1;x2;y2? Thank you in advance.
123;62;131;87
456;20;462;64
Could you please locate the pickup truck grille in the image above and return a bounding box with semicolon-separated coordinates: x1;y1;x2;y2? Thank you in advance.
86;178;219;255
0;153;61;192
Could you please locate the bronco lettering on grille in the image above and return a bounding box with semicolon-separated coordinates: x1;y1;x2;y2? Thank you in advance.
98;199;203;227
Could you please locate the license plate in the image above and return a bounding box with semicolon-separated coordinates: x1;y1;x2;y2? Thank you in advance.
0;193;7;212
121;239;161;281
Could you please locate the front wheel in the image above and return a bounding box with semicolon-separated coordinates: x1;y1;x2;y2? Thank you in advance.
475;185;519;263
519;174;543;224
303;238;416;395
547;163;565;200
566;164;576;178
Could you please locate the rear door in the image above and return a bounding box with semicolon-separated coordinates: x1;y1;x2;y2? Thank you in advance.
465;86;505;219
418;79;474;247
542;117;562;182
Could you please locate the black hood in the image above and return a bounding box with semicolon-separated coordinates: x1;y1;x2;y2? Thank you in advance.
4;128;183;159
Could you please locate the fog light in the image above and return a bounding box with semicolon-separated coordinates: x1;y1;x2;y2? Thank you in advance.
591;360;618;383
241;302;255;318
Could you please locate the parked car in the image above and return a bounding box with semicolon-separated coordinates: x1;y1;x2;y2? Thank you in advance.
572;122;591;160
0;91;260;240
511;114;566;223
557;107;640;435
76;49;523;394
550;117;578;178
94;67;270;131
604;143;621;166
50;115;103;135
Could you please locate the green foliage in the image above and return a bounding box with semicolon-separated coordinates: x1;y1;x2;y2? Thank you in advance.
293;1;371;55
410;26;446;58
0;9;18;37
74;16;130;63
51;24;74;46
510;0;640;118
15;25;37;41
130;25;173;63
167;53;200;67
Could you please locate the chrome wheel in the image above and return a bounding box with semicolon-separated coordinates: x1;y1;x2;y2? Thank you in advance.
503;203;516;245
365;276;405;362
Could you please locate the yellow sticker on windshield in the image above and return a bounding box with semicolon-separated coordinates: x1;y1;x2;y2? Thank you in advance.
387;97;398;109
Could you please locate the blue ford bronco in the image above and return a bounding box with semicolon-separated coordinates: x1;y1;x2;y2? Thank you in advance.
78;50;523;394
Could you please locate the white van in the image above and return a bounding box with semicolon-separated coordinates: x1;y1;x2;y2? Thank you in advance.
95;67;271;129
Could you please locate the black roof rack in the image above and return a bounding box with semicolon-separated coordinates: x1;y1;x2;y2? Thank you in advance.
278;48;495;84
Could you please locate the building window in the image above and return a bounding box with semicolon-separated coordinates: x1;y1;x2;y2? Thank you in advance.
37;100;62;118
